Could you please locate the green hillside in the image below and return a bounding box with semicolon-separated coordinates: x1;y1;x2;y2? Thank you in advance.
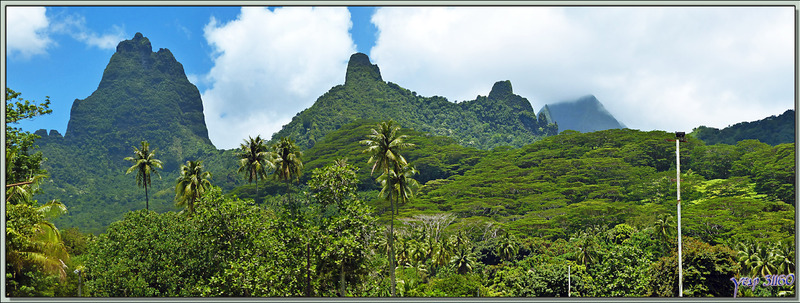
67;122;796;297
237;118;795;246
691;109;794;146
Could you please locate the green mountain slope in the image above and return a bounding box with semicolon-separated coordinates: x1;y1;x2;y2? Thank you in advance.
245;118;796;246
270;53;557;150
402;129;795;244
28;34;794;240
690;109;795;145
33;33;224;233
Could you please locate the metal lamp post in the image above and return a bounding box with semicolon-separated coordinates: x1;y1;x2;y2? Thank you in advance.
74;268;82;297
668;131;687;297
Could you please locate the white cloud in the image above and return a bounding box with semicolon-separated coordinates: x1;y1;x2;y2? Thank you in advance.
370;7;794;133
201;7;356;149
7;7;52;59
50;14;125;50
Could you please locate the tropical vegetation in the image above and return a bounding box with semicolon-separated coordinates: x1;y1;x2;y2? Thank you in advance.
8;35;796;298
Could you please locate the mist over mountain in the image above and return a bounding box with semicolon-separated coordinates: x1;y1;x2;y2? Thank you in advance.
539;95;626;134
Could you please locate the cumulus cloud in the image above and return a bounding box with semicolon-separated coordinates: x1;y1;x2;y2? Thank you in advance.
50;13;125;50
7;7;52;59
202;7;356;149
370;7;794;133
6;6;125;59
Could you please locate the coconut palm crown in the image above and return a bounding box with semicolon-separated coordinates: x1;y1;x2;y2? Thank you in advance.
124;141;162;211
175;160;212;214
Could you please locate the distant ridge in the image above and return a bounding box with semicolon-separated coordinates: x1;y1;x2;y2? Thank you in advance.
538;95;625;133
691;109;795;145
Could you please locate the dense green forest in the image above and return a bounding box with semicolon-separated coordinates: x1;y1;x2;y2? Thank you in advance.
691;109;795;146
8;88;796;296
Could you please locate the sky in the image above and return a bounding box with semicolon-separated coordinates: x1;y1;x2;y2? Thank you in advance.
5;5;795;150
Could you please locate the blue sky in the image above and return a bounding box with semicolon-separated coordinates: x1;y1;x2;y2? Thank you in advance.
6;5;795;150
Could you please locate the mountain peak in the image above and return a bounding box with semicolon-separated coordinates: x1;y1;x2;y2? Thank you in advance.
115;32;152;55
488;80;513;100
345;52;382;86
539;95;625;133
65;32;213;166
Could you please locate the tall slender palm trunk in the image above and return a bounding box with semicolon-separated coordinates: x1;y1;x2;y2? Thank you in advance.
145;184;149;211
390;194;396;297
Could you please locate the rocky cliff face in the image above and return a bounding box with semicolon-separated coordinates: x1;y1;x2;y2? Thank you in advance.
34;33;222;233
63;32;214;167
344;52;383;87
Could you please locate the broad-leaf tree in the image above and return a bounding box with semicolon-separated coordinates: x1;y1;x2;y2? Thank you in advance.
5;88;71;297
124;141;162;211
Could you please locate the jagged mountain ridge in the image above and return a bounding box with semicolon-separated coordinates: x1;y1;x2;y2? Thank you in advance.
538;95;626;134
270;53;557;150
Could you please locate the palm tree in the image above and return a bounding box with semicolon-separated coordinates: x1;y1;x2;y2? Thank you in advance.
497;233;519;263
737;241;759;276
236;135;272;204
432;239;453;274
175;160;212;214
4;149;44;205
6;173;46;205
376;163;420;296
272;137;303;206
361;120;416;297
655;214;675;242
124;141;162;211
361;120;414;176
6;200;70;283
751;243;778;277
271;136;306;294
772;240;795;274
574;232;599;266
450;246;477;275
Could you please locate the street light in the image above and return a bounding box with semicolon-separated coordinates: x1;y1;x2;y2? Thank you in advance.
667;131;686;297
74;267;84;297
